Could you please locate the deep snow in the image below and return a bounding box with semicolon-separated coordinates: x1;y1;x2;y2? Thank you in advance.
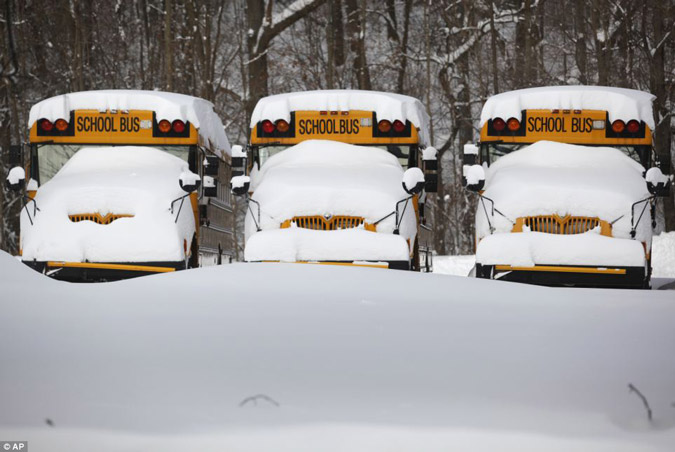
1;251;674;451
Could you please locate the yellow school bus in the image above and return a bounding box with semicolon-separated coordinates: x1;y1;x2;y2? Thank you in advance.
232;90;437;271
462;86;671;288
7;90;235;281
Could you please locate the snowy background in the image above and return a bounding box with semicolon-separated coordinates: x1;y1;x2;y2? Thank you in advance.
1;0;673;258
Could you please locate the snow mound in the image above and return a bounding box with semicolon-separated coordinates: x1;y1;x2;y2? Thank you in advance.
21;146;196;263
480;86;655;129
28;90;231;156
251;90;431;146
652;232;675;277
476;231;646;267
245;227;410;262
477;141;651;242
247;140;417;245
1;254;675;450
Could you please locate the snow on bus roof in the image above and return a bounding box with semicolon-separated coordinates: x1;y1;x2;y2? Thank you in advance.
28;90;231;156
251;90;431;146
479;86;655;129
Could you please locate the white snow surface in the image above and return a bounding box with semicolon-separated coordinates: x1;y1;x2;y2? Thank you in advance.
652;232;675;278
250;90;431;146
246;140;417;260
1;253;675;451
433;254;475;276
476;141;652;244
480;86;655;129
21;146;196;263
476;231;646;267
28;90;231;156
245;227;410;262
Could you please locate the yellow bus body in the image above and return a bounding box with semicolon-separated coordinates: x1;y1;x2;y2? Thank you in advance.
480;109;652;146
250;110;421;146
30;109;200;147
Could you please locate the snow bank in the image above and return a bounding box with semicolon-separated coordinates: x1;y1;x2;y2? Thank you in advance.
28;90;231;156
432;255;475;276
246;140;417;258
476;231;646;267
245;227;410;262
480;86;655;128
652;232;675;277
476;141;651;243
21;146;196;263
251;90;431;146
1;253;675;451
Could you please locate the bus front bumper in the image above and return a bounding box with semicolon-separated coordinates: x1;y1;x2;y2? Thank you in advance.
24;260;184;282
475;263;648;288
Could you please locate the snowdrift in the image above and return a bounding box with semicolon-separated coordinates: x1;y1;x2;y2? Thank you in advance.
477;141;651;241
1;252;675;451
245;140;416;262
21;146;196;263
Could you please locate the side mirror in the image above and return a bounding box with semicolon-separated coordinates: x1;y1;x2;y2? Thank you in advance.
464;164;485;192
231;144;246;169
203;175;217;197
461;143;479;187
203;155;220;176
402;167;425;195
230;175;251;197
422;146;438;170
179;171;201;193
5;166;26;192
646;167;672;197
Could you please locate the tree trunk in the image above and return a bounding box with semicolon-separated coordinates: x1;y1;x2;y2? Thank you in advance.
650;2;675;230
164;0;173;91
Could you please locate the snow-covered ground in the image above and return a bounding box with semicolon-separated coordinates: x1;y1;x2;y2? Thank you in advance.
1;250;675;451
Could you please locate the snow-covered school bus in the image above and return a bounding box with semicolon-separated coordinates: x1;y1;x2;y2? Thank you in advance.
230;90;438;270
462;86;671;288
5;90;235;281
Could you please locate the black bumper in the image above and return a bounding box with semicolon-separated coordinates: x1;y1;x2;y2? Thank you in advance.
23;260;186;282
476;263;649;289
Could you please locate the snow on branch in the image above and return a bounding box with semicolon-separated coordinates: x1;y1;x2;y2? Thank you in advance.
254;0;328;54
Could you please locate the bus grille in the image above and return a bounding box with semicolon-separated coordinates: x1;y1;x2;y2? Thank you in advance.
515;215;608;235
282;215;375;231
69;213;134;225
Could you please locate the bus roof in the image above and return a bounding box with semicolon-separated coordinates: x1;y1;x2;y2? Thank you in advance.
480;86;655;129
251;90;430;145
28;90;231;156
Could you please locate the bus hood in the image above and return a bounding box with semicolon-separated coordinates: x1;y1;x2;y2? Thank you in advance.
20;146;196;263
477;141;651;241
247;140;418;241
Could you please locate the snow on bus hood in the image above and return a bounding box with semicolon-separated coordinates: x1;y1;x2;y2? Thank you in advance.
247;140;417;243
21;146;196;263
477;141;651;241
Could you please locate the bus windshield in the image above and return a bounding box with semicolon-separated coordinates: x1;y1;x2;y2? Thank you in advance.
481;143;651;168
256;144;414;169
35;144;191;184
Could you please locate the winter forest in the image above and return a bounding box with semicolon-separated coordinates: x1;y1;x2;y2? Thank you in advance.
0;0;673;258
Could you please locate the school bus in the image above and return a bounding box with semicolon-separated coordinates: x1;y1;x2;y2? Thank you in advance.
462;86;671;288
231;90;437;271
5;90;235;281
